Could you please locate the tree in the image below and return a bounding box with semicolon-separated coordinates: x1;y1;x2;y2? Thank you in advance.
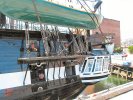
128;46;133;54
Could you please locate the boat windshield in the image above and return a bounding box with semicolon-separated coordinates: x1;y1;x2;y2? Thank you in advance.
93;57;103;72
84;59;94;73
82;58;95;73
102;57;110;71
92;49;108;56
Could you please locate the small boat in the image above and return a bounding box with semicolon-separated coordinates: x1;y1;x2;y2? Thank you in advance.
79;48;111;85
79;55;110;85
0;0;103;29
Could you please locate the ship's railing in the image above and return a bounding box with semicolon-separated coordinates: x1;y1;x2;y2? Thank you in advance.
0;16;69;33
0;17;42;31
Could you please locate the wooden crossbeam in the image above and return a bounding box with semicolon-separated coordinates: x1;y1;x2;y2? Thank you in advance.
18;55;85;64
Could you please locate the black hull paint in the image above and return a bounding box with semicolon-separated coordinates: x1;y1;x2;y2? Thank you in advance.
81;74;109;85
81;75;108;80
0;79;85;100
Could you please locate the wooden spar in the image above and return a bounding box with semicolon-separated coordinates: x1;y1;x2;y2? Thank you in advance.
18;55;85;64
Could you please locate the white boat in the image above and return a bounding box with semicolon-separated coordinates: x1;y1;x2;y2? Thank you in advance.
79;56;110;85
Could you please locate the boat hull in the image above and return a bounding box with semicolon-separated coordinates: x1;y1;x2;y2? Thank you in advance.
80;72;109;85
0;0;103;29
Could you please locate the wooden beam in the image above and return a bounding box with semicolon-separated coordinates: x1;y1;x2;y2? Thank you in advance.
18;55;85;64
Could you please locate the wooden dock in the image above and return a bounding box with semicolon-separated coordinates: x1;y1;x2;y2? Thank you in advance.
110;64;133;80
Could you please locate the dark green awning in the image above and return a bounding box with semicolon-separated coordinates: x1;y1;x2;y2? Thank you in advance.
0;0;103;29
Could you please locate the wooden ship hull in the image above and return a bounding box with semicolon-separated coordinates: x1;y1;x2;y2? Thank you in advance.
0;0;108;99
0;37;85;100
0;33;110;99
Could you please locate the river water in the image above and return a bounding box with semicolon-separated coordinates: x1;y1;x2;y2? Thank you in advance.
81;75;131;95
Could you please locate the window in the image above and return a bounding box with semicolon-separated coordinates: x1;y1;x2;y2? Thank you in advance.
102;57;109;71
92;49;108;56
83;58;94;73
94;57;103;72
82;60;87;72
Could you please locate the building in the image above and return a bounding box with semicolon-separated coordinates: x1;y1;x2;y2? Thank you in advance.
91;18;121;47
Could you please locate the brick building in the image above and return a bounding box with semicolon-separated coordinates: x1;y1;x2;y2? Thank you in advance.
91;18;121;47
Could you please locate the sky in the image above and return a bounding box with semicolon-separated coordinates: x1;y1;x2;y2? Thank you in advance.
101;0;133;42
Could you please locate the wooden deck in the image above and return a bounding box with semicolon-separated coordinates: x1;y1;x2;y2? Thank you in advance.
0;76;85;100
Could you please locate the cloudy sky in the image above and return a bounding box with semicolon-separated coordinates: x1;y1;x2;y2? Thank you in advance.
101;0;133;42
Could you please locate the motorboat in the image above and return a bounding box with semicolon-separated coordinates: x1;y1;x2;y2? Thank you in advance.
79;55;110;85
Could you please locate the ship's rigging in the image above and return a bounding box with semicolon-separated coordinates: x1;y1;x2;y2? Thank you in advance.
0;0;112;99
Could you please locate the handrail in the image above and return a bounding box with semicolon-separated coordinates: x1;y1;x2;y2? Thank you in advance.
0;17;69;33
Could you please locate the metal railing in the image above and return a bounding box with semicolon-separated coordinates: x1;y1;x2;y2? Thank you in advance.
0;17;44;31
0;16;69;33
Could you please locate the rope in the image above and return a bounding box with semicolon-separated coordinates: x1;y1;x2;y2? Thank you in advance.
77;0;98;29
57;29;81;55
31;0;50;55
23;22;31;85
80;0;111;43
23;64;29;85
25;22;30;49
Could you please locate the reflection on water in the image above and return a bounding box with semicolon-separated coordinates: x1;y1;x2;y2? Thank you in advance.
82;75;131;95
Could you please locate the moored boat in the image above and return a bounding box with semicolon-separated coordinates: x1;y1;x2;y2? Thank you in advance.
79;56;110;85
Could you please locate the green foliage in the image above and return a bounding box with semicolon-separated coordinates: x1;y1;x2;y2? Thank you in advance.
114;47;123;53
128;46;133;54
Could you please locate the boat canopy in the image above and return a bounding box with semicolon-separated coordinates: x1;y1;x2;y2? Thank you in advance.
0;0;103;29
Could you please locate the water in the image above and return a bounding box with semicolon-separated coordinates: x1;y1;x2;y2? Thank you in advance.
81;75;131;95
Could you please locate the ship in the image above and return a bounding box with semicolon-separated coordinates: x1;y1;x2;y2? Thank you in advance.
0;0;111;99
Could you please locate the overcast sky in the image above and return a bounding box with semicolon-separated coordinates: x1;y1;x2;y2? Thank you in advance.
101;0;133;42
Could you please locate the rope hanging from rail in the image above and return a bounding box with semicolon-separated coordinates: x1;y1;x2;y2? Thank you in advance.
23;22;30;86
31;0;50;56
77;0;111;43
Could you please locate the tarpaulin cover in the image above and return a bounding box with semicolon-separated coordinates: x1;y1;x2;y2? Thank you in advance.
0;0;103;29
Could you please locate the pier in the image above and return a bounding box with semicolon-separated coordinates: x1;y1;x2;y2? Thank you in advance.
110;64;133;80
77;81;133;100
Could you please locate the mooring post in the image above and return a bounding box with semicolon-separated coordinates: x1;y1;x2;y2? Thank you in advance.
117;67;120;78
126;70;128;81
